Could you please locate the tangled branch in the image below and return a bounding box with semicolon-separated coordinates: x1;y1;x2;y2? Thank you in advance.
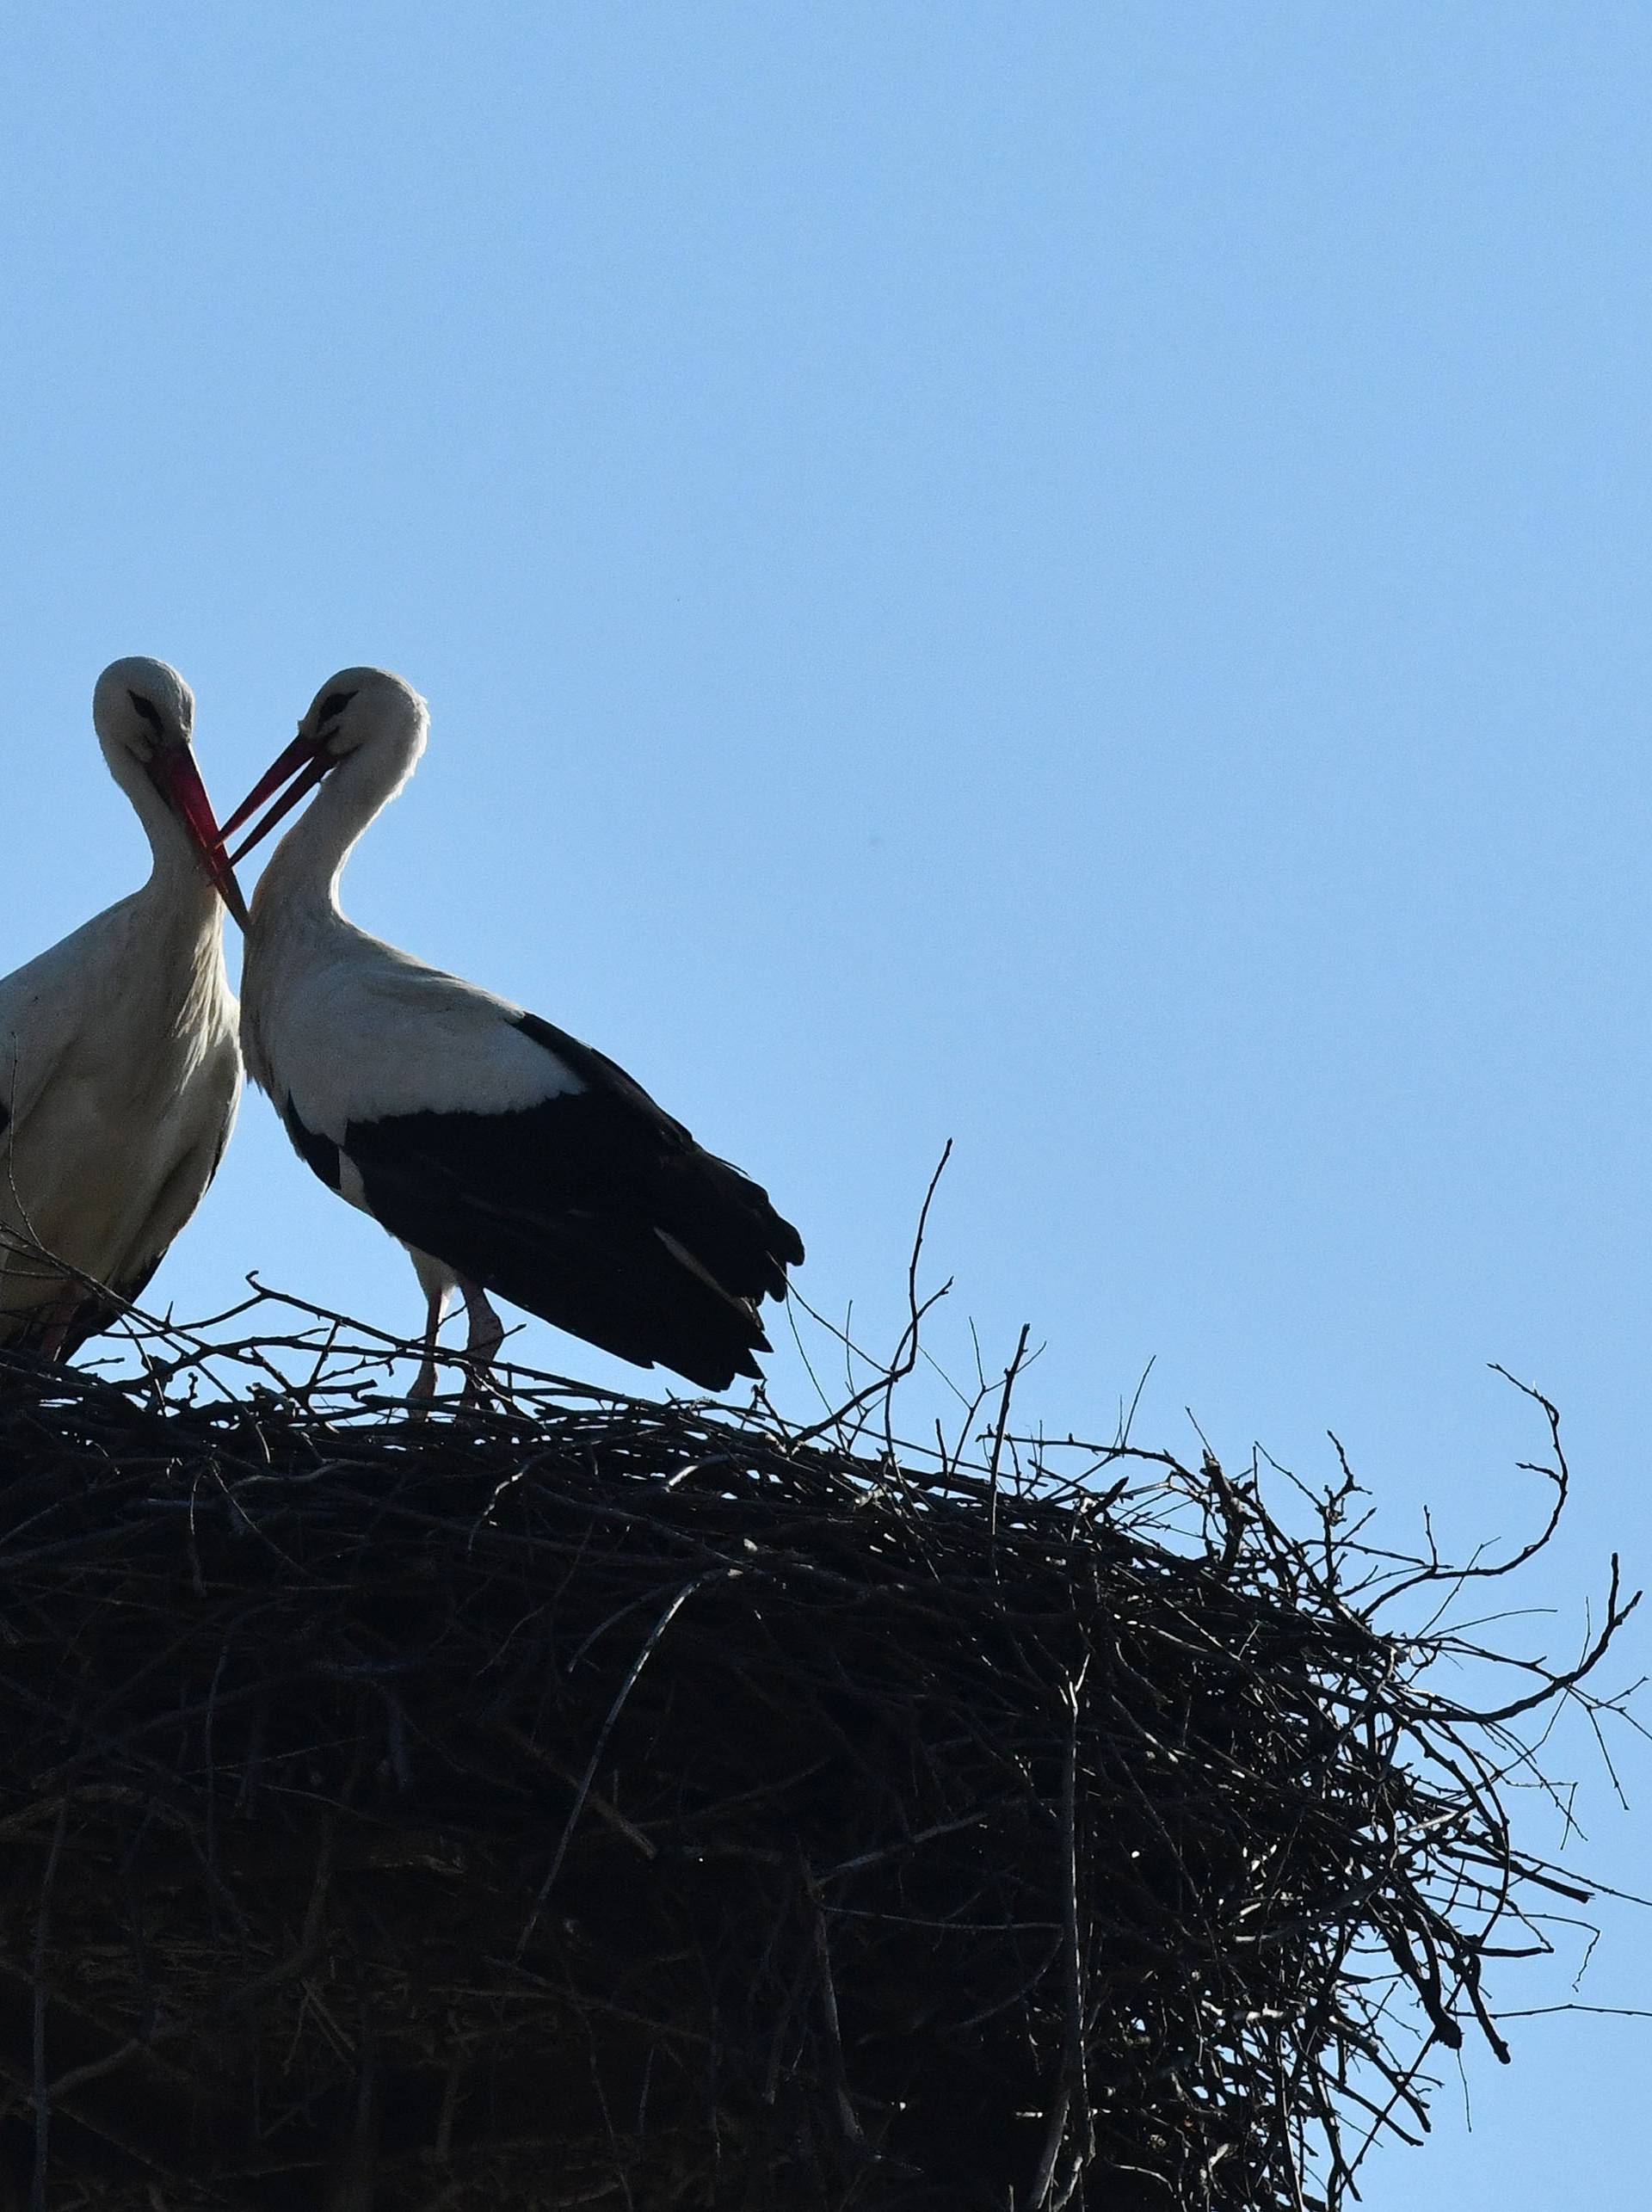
0;1285;1634;2209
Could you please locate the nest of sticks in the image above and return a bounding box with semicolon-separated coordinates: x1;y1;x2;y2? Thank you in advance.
0;1279;1634;2212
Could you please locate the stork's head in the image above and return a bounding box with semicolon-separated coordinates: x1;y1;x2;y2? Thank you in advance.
220;668;429;865
91;658;248;927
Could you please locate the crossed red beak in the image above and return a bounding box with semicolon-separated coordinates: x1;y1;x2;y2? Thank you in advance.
146;747;250;929
219;730;332;868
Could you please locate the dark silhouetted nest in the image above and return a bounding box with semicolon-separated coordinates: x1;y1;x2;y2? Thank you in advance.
0;1285;1635;2211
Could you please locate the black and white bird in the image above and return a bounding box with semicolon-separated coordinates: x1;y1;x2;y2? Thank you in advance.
0;658;246;1358
224;669;803;1397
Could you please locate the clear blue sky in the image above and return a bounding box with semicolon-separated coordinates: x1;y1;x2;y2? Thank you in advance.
3;5;1649;2199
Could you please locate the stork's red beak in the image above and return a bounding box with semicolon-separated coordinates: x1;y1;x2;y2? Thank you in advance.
220;731;332;866
147;747;250;929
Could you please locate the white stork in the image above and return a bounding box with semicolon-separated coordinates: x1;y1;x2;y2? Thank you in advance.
0;658;246;1359
223;668;803;1398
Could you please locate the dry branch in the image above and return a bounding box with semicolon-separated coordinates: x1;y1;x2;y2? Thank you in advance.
0;1290;1634;2210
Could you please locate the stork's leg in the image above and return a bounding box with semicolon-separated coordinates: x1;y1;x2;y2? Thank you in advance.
406;1251;454;1409
37;1288;85;1365
456;1276;504;1397
410;1284;446;1408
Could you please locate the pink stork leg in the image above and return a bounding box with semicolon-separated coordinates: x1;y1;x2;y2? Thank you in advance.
407;1250;454;1408
456;1275;504;1396
38;1287;87;1364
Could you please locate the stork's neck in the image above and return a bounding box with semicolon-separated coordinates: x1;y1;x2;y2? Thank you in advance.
120;759;224;916
251;735;416;925
108;773;230;1013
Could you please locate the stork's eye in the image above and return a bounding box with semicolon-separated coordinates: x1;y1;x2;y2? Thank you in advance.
317;690;356;724
127;692;164;731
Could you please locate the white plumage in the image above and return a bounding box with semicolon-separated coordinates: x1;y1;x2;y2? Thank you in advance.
0;659;245;1357
225;668;803;1398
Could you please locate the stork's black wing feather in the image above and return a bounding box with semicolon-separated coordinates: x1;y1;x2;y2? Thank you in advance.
282;1094;342;1191
307;1013;804;1391
510;1012;804;1290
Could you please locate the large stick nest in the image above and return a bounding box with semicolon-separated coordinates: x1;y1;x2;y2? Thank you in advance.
0;1287;1633;2210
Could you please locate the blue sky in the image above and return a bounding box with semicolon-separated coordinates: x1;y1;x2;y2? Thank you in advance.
3;5;1650;2198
